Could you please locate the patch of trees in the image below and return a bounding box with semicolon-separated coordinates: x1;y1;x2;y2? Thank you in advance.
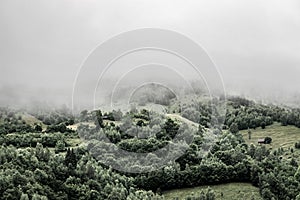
29;108;74;126
88;111;182;151
0;144;162;200
0;122;34;134
178;96;300;132
0;107;76;134
132;131;250;191
226;97;300;130
227;96;254;108
280;108;300;128
45;123;74;133
180;100;213;128
256;153;300;200
0;133;66;148
81;110;123;128
0;108;35;134
132;133;300;200
225;104;274;131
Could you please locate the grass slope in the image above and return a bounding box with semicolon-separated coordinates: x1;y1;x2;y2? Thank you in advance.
166;113;199;128
163;182;262;200
240;122;300;149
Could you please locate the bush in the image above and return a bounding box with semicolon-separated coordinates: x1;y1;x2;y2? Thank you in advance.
261;121;266;129
295;142;300;149
264;137;272;144
55;140;66;153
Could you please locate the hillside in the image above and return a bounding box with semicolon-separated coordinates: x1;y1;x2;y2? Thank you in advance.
1;97;300;199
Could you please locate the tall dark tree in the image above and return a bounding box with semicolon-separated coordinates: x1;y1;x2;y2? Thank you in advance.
95;110;104;129
229;123;239;134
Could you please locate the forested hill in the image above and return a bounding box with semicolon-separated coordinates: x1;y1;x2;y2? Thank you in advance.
1;96;300;199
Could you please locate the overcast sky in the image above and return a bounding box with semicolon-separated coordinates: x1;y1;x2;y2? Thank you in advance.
0;0;300;106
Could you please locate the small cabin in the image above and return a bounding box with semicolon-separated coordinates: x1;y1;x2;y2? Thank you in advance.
258;138;265;144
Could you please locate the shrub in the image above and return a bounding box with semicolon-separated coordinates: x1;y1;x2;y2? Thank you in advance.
264;137;272;144
295;142;300;149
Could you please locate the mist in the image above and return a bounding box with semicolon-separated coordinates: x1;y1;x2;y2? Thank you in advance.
1;0;300;108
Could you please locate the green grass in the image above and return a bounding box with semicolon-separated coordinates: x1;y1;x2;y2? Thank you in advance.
21;113;48;130
66;137;82;147
163;182;262;200
240;122;300;149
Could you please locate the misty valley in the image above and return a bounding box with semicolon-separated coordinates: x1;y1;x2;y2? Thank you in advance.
2;0;300;199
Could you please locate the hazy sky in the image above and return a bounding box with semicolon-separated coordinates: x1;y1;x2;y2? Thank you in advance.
0;0;300;106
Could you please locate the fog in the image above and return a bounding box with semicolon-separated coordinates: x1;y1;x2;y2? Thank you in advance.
1;0;300;108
